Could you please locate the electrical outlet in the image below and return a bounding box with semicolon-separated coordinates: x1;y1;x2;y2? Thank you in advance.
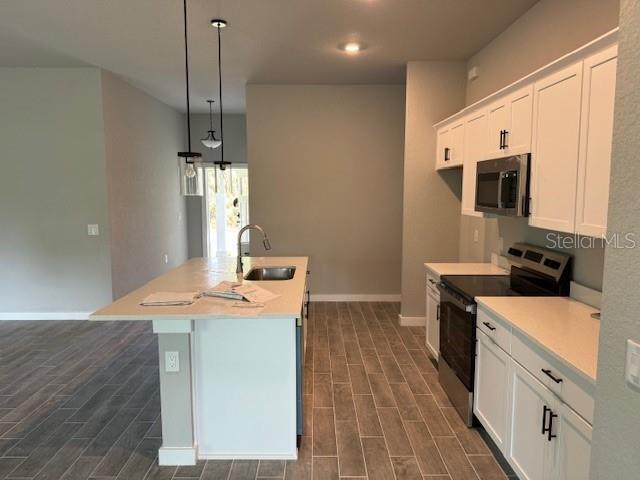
473;229;479;243
163;254;169;264
625;339;640;389
87;224;99;236
165;351;179;373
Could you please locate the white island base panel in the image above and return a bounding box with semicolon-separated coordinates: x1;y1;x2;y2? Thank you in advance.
193;317;298;460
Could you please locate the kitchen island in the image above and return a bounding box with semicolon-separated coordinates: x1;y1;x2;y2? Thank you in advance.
91;256;309;465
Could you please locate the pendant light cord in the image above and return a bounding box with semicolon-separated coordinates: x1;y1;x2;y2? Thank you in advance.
183;0;193;153
208;101;214;131
217;24;225;164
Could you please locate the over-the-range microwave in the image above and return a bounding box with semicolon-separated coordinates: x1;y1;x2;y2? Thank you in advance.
475;154;530;217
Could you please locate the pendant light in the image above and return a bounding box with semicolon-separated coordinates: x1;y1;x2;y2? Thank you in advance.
201;99;222;149
178;0;203;196
211;18;231;171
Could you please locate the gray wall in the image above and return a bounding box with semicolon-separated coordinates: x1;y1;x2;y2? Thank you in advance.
101;71;188;299
186;114;247;258
401;62;466;317
0;68;112;314
458;0;620;291
592;0;640;476
246;85;405;297
465;0;620;104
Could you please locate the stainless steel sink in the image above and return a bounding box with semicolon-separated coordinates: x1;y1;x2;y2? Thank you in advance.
244;266;296;281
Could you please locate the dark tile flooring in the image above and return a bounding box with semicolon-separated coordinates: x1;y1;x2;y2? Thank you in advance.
0;303;512;479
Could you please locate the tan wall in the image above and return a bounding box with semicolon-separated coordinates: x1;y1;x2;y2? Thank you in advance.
459;0;620;291
246;85;405;297
466;0;620;104
401;62;466;317
101;71;189;299
592;1;640;475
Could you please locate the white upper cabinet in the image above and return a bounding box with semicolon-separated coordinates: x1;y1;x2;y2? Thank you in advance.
486;85;533;159
575;45;618;237
462;109;488;216
529;62;584;233
436;119;464;170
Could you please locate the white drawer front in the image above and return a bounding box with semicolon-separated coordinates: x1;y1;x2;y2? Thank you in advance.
477;308;511;354
511;332;594;424
426;273;439;293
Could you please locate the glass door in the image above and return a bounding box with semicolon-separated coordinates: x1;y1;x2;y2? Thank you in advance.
203;165;249;257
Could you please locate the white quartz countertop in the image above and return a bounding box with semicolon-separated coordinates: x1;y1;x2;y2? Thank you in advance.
476;296;600;382
424;262;508;276
91;256;308;321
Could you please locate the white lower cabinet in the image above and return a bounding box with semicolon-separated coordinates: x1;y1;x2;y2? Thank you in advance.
474;329;509;451
474;308;593;480
555;402;593;480
425;286;440;360
506;359;556;480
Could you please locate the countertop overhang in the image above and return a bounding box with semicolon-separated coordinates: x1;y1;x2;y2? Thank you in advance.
90;256;309;321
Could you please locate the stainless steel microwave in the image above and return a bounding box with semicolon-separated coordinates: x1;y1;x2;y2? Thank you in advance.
475;154;530;216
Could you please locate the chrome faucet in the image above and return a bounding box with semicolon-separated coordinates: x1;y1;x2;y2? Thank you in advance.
236;224;271;274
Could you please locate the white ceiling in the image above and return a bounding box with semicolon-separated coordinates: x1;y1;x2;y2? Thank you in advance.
0;0;538;112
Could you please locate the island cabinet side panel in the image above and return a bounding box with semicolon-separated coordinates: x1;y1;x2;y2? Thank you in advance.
157;331;197;465
194;317;298;459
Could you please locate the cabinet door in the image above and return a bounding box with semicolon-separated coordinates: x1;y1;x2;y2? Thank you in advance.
506;85;533;155
474;329;509;451
462;110;488;216
575;45;618;237
506;359;555;480
553;402;592;480
529;62;583;233
487;99;509;159
449;120;465;167
425;288;440;360
436;127;451;169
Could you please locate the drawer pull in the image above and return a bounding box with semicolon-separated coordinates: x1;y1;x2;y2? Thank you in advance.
482;321;496;331
541;368;563;384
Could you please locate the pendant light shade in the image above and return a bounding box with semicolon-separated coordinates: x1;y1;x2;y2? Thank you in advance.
201;99;222;149
178;0;204;196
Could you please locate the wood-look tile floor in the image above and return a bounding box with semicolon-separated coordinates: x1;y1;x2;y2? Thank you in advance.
0;302;514;480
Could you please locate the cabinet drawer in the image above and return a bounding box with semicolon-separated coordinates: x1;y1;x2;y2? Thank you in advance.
477;308;511;353
511;331;594;424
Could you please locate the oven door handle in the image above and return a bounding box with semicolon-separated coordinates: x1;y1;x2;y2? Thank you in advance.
437;283;476;313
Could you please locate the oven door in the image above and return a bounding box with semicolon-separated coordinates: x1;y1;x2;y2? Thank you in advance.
438;284;477;391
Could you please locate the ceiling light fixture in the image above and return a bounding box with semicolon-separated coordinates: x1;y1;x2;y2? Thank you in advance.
201;99;222;149
211;18;231;171
342;42;362;54
178;0;203;196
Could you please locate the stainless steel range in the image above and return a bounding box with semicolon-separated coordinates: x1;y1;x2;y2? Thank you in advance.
437;243;571;426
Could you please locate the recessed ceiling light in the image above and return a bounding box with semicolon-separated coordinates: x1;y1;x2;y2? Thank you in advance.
341;42;363;54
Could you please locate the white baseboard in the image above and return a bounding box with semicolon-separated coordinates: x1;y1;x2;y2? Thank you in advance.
199;452;297;460
398;315;426;327
311;294;401;302
158;446;197;466
0;312;90;321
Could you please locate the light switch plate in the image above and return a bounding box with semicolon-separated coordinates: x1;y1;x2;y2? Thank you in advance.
87;224;99;236
165;351;179;373
625;339;640;389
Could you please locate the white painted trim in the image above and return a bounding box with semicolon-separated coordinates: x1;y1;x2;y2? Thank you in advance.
399;315;426;327
311;294;401;302
0;312;90;321
199;453;297;460
158;446;197;466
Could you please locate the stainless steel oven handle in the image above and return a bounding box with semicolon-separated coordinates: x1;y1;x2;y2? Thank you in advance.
497;171;506;209
437;283;476;313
